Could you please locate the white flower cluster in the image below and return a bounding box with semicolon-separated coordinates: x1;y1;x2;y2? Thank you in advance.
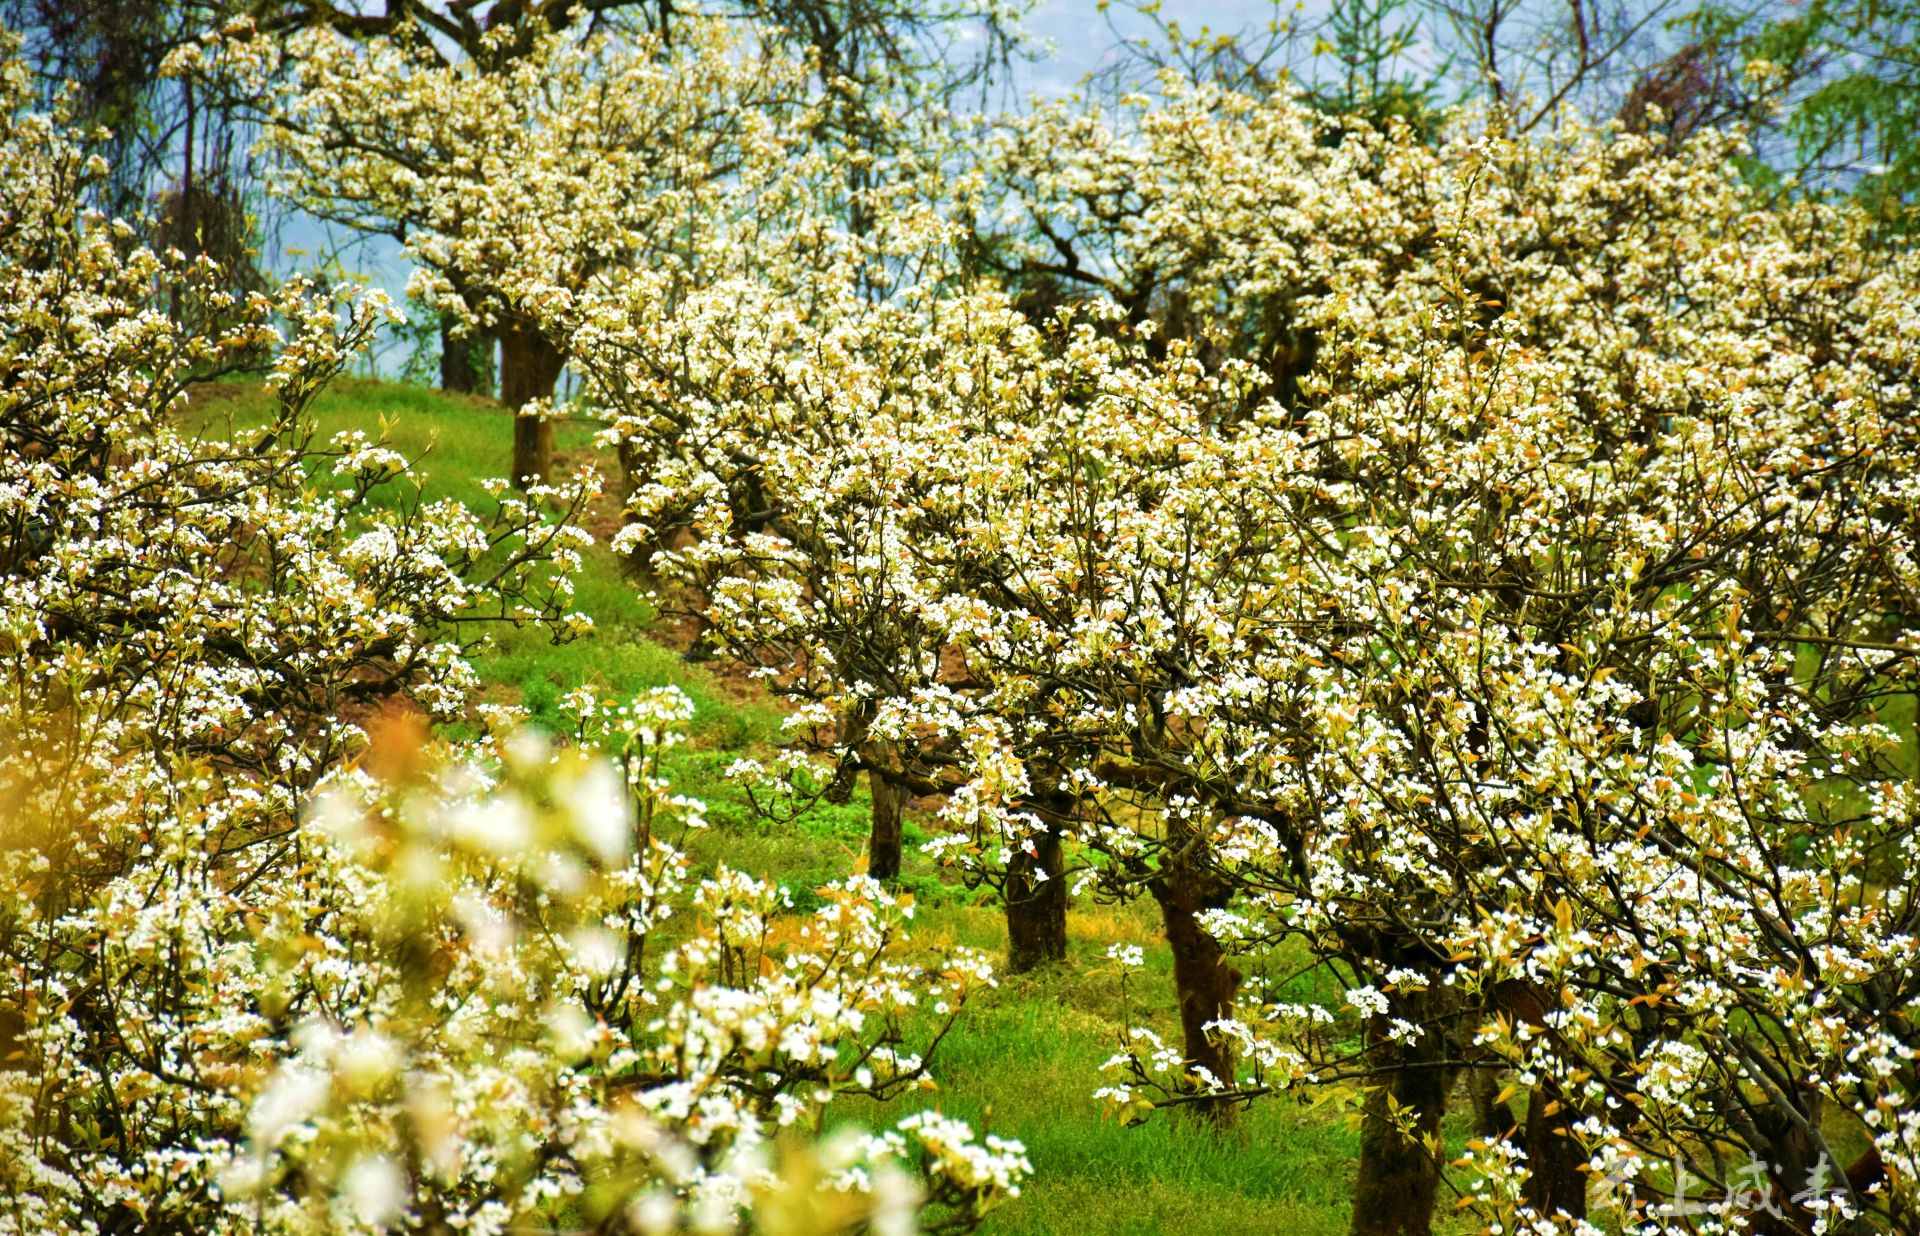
224;698;1022;1235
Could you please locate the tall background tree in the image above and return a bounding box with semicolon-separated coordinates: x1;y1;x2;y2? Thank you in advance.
0;0;271;310
220;0;1033;472
1688;0;1920;225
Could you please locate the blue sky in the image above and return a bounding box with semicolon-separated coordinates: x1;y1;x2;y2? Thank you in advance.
1013;0;1308;96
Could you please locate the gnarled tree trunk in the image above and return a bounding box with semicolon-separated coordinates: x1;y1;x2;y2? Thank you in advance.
1492;980;1588;1223
1004;822;1068;973
1520;1088;1587;1221
1149;862;1242;1129
499;314;565;488
440;314;493;396
1466;1060;1522;1144
867;771;909;882
1351;985;1452;1235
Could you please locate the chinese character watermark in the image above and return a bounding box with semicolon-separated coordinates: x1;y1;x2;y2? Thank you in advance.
1597;1152;1843;1220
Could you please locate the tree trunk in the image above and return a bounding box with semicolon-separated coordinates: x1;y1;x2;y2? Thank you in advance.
616;437;649;511
1149;865;1242;1128
499;315;565;488
1466;1062;1521;1144
1521;1087;1587;1221
440;315;492;396
1351;987;1451;1236
1490;980;1588;1223
1003;825;1068;973
867;771;908;883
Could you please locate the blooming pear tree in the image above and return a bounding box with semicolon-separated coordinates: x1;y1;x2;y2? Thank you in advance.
177;14;819;487
204;691;1024;1235
555;216;1322;1112
0;40;601;782
986;80;1920;1234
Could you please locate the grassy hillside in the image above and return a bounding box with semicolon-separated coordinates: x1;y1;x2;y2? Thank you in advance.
188;376;1478;1236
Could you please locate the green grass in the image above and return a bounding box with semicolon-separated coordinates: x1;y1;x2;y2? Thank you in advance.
189;376;1478;1234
